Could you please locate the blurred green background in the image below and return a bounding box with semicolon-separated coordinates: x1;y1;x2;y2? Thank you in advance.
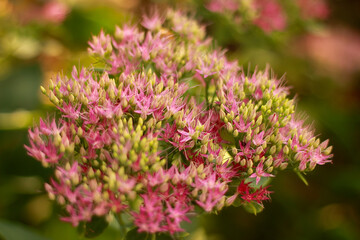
0;0;359;239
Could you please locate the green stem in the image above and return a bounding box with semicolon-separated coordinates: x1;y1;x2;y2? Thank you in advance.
210;90;217;107
205;80;209;109
294;169;309;186
116;213;127;239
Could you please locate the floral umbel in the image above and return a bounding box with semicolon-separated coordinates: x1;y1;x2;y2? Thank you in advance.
26;10;332;238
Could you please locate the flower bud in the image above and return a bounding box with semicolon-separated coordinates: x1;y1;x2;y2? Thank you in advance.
283;145;289;155
256;115;263;126
269;145;276;155
265;158;273;167
40;86;47;94
280;162;288;170
240;158;246;166
323;146;332;155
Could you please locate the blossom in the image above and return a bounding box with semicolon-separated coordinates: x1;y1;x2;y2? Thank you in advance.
142;10;165;31
133;194;165;233
249;160;275;185
252;0;287;32
207;0;239;13
25;9;332;236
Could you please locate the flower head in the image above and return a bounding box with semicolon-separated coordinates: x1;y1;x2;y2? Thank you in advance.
26;9;332;236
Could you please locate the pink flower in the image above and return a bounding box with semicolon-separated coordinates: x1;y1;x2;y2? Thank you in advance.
88;30;112;56
206;0;239;13
42;1;69;23
234;117;252;133
58;102;81;120
252;0;287;32
194;173;227;212
252;131;266;146
165;202;190;234
142;10;165;31
249;161;275;185
133;194;165;233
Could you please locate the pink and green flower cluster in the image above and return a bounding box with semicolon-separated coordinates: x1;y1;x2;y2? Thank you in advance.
26;10;332;236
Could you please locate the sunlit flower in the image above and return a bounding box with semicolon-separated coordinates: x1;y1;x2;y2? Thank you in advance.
26;9;332;236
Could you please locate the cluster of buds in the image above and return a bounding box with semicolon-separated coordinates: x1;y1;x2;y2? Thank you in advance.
26;9;332;236
206;0;329;32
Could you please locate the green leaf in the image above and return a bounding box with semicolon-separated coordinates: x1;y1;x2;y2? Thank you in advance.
232;198;242;207
242;201;264;215
0;219;50;240
77;216;109;238
219;129;235;144
125;228;147;240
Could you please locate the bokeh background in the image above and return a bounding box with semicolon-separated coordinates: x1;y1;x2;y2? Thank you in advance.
0;0;359;239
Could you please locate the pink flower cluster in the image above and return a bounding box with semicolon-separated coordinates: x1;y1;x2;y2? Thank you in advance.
206;0;329;32
26;10;332;236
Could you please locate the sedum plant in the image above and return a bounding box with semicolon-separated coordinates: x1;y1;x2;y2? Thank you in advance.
25;9;332;239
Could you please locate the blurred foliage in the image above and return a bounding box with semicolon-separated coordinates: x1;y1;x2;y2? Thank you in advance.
0;0;359;239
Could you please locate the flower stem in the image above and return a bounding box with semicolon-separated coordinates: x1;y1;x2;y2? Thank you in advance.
116;213;127;239
205;80;209;109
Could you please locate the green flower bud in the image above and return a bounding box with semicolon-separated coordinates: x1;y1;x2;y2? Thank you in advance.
269;145;277;155
280;162;288;170
256;115;263;126
323;146;332;155
40;86;47;94
233;129;239;137
283;145;289;155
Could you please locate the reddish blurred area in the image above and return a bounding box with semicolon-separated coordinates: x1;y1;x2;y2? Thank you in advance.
296;27;360;80
14;1;69;24
297;0;330;20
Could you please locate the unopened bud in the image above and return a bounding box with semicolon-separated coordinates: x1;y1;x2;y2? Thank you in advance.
220;109;226;120
283;145;289;155
240;158;246;166
40;86;47;94
265;158;273;167
280;162;288;170
256;146;263;155
226;122;233;132
323;146;332;155
233;129;239;137
313;138;320;148
309;161;317;171
269;145;276;155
